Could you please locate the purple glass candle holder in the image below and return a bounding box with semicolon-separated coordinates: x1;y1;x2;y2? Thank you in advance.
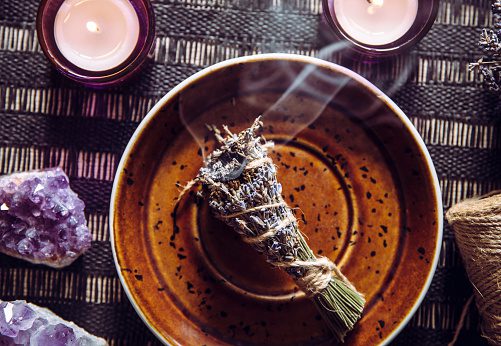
322;0;439;57
37;0;155;88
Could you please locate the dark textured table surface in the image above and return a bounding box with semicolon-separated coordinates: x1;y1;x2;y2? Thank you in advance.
0;0;499;345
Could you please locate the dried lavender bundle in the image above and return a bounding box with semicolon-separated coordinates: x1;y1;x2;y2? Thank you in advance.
182;117;365;342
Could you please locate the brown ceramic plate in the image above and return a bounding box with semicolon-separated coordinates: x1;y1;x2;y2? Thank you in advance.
110;54;443;345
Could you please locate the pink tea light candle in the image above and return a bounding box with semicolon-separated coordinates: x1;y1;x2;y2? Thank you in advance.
322;0;439;57
37;0;155;87
54;0;141;72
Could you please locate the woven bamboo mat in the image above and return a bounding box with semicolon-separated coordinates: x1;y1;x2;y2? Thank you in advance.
0;0;499;344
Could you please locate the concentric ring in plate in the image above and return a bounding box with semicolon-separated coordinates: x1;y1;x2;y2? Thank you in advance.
110;54;442;345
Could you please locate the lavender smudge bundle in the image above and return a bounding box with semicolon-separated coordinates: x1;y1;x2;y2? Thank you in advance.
178;117;365;342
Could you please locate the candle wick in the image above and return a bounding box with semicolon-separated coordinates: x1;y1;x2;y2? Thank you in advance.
367;0;384;7
86;21;100;33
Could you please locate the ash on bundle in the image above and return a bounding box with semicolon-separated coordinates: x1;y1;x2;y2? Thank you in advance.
178;117;365;342
469;0;501;92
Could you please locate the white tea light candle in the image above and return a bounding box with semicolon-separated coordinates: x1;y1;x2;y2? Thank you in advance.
334;0;418;46
54;0;140;72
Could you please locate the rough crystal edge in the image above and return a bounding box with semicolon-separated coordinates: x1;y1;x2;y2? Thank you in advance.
0;248;77;269
3;300;108;346
0;170;54;187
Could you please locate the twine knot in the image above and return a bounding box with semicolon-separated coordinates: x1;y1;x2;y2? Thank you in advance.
273;257;355;297
271;257;356;297
289;257;336;296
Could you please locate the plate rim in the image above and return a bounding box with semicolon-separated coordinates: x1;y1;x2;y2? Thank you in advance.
109;53;444;346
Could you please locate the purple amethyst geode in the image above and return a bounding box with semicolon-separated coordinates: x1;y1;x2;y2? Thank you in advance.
0;300;107;345
0;168;91;268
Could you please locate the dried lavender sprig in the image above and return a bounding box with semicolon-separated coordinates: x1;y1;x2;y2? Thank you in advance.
494;0;501;35
185;117;365;342
470;2;501;93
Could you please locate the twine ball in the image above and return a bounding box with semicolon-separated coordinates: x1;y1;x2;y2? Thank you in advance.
446;193;501;345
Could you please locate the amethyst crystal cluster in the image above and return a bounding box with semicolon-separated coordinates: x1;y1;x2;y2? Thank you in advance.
0;300;107;345
0;168;91;268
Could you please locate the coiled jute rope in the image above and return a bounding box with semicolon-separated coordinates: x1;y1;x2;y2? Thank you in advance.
446;193;501;345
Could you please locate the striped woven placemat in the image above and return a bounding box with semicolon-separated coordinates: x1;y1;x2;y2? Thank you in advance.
0;0;498;344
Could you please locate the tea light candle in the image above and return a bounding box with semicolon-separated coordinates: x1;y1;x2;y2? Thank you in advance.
334;0;418;46
322;0;439;56
54;0;140;72
37;0;155;87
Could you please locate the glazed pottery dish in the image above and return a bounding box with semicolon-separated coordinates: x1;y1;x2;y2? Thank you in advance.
110;53;443;345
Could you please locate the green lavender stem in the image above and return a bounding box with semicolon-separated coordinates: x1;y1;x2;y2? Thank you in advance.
295;228;365;342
